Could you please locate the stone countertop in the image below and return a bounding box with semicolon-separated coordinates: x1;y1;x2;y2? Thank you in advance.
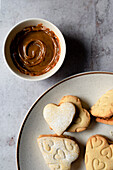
0;0;113;169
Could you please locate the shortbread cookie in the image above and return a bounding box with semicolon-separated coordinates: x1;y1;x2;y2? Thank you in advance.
91;89;113;118
43;102;76;135
37;134;80;170
59;95;90;132
96;117;113;125
85;135;113;170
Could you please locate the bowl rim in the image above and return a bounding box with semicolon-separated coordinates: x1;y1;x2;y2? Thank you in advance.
3;18;66;81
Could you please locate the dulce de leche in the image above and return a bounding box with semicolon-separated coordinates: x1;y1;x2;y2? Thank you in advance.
10;24;61;76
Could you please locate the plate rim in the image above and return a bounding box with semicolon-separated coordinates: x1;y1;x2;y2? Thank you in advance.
16;71;113;170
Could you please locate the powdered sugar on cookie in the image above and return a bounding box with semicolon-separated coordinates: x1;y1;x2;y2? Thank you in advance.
59;95;90;132
43;102;76;136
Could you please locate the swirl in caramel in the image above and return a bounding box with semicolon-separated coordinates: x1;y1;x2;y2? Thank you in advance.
10;24;60;76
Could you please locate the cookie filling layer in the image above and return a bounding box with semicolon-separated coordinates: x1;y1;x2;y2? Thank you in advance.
38;134;78;143
96;115;113;120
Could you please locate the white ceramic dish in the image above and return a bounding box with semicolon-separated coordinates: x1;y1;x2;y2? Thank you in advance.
3;18;66;81
17;71;113;170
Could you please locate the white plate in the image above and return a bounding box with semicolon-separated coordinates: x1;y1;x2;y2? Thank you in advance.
17;71;113;170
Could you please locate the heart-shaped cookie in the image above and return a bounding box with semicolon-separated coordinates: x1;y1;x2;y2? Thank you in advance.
37;134;80;170
43;102;76;135
91;89;113;118
85;135;113;170
59;95;90;132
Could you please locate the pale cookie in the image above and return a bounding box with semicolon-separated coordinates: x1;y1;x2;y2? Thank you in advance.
37;134;80;170
96;117;113;125
43;102;76;136
85;135;113;170
59;95;90;132
91;89;113;118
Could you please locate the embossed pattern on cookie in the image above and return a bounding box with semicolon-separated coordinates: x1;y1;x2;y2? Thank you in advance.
92;158;106;170
42;139;54;152
90;136;103;149
85;135;113;170
37;135;80;170
101;146;112;159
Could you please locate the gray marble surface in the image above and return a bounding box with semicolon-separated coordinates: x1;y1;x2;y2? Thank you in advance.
1;0;113;169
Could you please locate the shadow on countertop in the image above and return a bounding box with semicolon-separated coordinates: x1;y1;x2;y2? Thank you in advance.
47;35;88;83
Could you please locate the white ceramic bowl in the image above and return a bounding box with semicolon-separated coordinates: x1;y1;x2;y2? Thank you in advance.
3;18;66;81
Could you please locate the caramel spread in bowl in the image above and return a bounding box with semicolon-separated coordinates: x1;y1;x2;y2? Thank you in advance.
10;24;61;76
